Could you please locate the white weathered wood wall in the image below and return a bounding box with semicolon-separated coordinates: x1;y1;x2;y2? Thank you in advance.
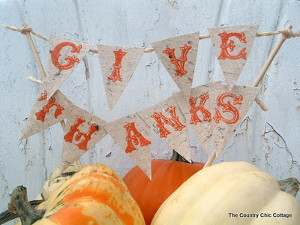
1;0;299;219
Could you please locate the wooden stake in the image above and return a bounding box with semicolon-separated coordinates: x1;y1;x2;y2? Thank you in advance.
23;25;46;80
27;76;43;85
253;25;292;87
203;152;216;168
21;24;84;170
204;25;293;168
254;97;268;111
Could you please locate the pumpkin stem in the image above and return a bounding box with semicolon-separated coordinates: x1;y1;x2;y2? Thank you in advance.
8;186;45;225
170;150;192;163
278;177;300;197
0;200;43;225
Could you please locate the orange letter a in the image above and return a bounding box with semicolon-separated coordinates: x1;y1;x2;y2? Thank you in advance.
123;122;151;153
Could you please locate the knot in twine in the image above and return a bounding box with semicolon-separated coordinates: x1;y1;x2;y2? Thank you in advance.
279;25;300;39
20;24;32;35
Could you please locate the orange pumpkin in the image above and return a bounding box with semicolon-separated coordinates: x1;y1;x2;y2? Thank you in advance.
123;152;204;225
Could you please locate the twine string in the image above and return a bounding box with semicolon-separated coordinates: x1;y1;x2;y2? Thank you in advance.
2;24;299;54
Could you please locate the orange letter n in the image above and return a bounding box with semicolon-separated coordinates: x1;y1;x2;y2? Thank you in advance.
151;106;186;138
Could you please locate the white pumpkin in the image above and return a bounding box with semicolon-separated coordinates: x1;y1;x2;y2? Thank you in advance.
151;161;300;225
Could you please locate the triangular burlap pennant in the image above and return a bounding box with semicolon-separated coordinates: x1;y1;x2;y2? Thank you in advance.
43;35;94;99
151;32;199;96
97;45;145;110
210;85;259;156
208;25;258;88
174;82;222;154
19;90;73;141
60;105;107;172
137;97;191;162
104;114;152;179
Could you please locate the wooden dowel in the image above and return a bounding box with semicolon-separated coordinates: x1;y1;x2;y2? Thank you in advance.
27;76;43;85
204;25;293;168
23;25;47;80
203;152;216;169
253;25;292;87
252;26;292;111
255;97;268;111
22;24;84;170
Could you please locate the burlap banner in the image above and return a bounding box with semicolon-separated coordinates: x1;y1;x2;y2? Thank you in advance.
43;35;94;99
104;114;152;179
151;32;199;96
60;105;107;171
19;90;73;141
98;45;145;110
16;24;273;177
208;25;258;89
